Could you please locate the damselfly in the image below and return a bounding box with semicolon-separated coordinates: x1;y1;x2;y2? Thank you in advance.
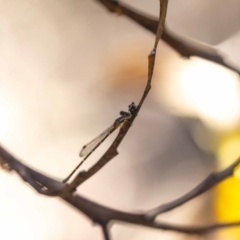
62;102;137;183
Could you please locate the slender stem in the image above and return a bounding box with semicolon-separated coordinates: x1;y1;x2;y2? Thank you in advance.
146;157;240;219
96;0;240;75
66;0;169;191
1;145;240;235
101;224;111;240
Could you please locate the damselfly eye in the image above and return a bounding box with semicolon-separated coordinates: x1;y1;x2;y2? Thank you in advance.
129;102;137;113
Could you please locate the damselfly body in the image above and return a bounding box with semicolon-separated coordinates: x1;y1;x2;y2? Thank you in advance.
62;102;137;183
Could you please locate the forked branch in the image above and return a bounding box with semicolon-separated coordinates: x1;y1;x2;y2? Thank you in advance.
96;0;240;75
1;143;240;236
1;1;240;239
65;0;168;191
146;157;240;220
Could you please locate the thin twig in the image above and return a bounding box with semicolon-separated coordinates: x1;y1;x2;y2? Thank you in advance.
101;224;111;240
61;190;240;235
65;0;169;192
64;120;134;191
146;157;240;220
1;144;240;235
0;145;63;196
96;0;240;75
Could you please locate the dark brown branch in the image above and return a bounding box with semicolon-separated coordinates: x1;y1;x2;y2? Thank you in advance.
96;0;240;75
0;145;63;196
65;0;169;191
150;221;240;234
61;190;240;235
146;157;240;220
1;144;240;235
65;119;134;191
101;224;111;240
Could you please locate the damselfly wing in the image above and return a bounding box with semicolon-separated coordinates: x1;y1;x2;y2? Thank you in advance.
62;102;137;183
79;124;116;157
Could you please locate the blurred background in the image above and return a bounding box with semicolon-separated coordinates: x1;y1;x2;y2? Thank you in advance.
0;0;240;239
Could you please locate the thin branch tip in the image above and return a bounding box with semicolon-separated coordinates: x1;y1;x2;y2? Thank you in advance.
96;0;240;75
147;157;240;219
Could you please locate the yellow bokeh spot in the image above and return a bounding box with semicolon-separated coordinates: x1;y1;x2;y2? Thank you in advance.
234;164;240;179
218;131;240;169
215;131;240;240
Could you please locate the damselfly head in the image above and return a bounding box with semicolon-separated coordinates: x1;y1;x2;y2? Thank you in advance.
129;102;137;114
119;111;130;117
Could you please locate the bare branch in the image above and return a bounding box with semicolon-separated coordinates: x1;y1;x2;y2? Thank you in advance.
0;145;64;196
61;191;240;235
146;157;240;220
96;0;240;75
64;120;133;191
150;221;240;234
65;0;169;191
1;144;240;235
